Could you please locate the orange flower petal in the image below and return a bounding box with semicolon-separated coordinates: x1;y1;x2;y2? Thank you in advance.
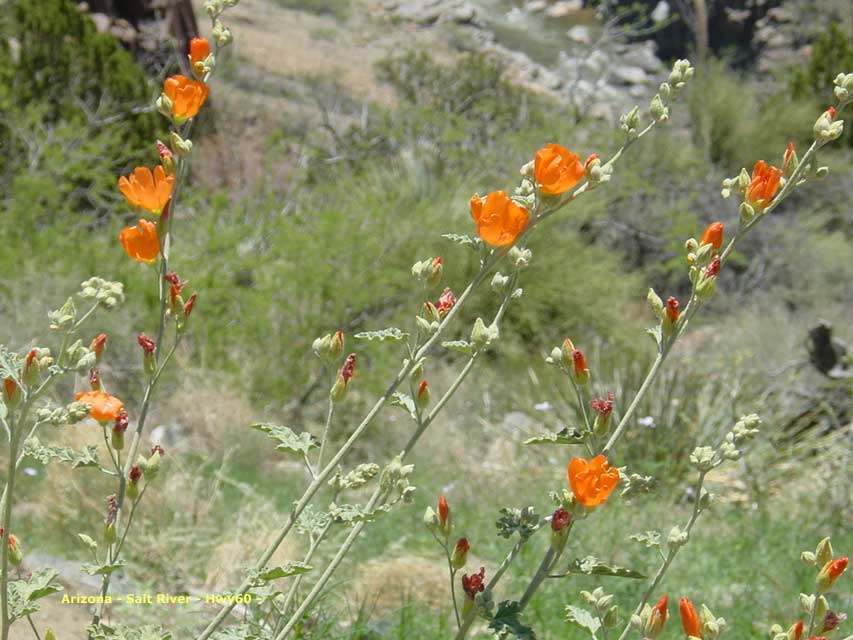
76;391;124;422
119;219;160;263
534;143;585;195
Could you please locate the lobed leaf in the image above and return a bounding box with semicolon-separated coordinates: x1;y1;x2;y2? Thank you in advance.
353;328;410;342
248;423;318;456
524;427;586;446
489;600;537;639
23;439;100;468
390;392;418;420
82;560;127;576
249;561;313;583
442;233;483;250
552;556;646;580
565;605;601;638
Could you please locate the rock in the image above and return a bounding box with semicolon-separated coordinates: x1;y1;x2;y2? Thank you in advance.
449;4;476;24
566;24;592;46
650;0;670;23
766;6;795;23
587;101;616;121
611;64;649;85
625;41;662;73
546;0;583;18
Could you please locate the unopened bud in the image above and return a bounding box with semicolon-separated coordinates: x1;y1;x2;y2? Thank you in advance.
451;537;470;570
416;380;430;410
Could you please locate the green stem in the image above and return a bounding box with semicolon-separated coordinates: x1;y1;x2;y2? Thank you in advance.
0;426;18;640
615;471;706;640
316;381;335;470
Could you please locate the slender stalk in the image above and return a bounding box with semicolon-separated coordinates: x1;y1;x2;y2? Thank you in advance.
25;615;41;640
316;383;335;470
0;426;18;639
615;471;706;640
274;284;519;638
196;258;499;639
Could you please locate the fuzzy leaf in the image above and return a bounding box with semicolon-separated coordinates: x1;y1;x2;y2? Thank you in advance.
248;423;318;456
629;530;662;548
565;605;601;638
295;505;331;537
250;562;313;583
82;560;126;576
353;328;410;342
495;506;540;540
86;624;172;640
77;533;98;550
489;600;537;639
442;233;483;250
441;340;474;355
524;427;586;446
390;392;418;420
8;568;63;621
22;439;100;468
328;503;391;524
552;556;646;580
646;325;662;347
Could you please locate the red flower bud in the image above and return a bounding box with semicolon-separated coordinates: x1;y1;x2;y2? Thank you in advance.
590;392;614;417
137;333;156;355
184;292;197;317
572;349;589;382
704;256;721;278
461;566;486;599
436;287;456;317
679;598;702;638
113;410;129;434
699;222;724;251
340;353;356;385
451;537;470;569
151;445;165;457
90;334;107;360
551;507;571;532
438;494;450;528
666;296;680;323
129;465;143;484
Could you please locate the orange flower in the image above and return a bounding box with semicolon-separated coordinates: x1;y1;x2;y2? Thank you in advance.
438;494;450;528
534;143;585;195
76;390;124;422
699;222;724;251
469;191;529;247
189;37;210;65
746;161;782;210
163;74;209;121
567;455;619;507
818;556;848;591
679;598;702;638
118;166;174;215
119;220;160;263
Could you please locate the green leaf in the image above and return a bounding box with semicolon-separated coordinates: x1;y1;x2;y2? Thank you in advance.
353;328;410;342
8;568;63;621
22;439;100;468
552;556;646;580
248;423;318;456
81;560;126;576
524;428;586;446
250;561;313;582
495;507;539;541
629;530;662;549
442;233;483;250
77;533;98;550
328;503;391;524
646;325;662;347
565;605;601;638
295;505;331;537
86;624;172;640
489;600;537;639
390;392;418;420
441;340;473;355
207;625;261;640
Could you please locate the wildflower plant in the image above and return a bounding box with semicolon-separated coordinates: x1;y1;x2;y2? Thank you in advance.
0;7;850;640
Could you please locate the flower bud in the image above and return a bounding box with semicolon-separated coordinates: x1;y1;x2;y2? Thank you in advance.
815;537;833;566
550;507;571;549
451;537;470;570
330;374;347;403
787;619;804;640
416;380;430;410
816;556;848;592
438;494;451;538
45;629;57;640
664;296;680;334
603;605;620;629
491;272;510;294
620;105;640;137
782;142;797;178
590;393;614;438
650;94;668;122
156;139;176;175
834;72;853;103
818;610;846;634
647;288;664;318
170;131;193;156
137;333;157;377
412;257;443;288
814;106;844;142
508;246;532;270
127;465;143;500
739;201;756;224
572;349;589;385
90;334;107;362
156;93;173;118
679;598;702;639
699;222;724;252
423;301;440;324
212;19;233;47
112;410;129;451
7;534;23;567
423;506;439;532
471;318;496;350
801;551;817;566
644;595;668;639
3;378;20;408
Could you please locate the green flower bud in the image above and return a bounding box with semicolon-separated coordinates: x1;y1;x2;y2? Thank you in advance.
647;288;664;318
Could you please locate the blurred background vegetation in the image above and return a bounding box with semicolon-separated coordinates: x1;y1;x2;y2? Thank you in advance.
0;0;851;637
